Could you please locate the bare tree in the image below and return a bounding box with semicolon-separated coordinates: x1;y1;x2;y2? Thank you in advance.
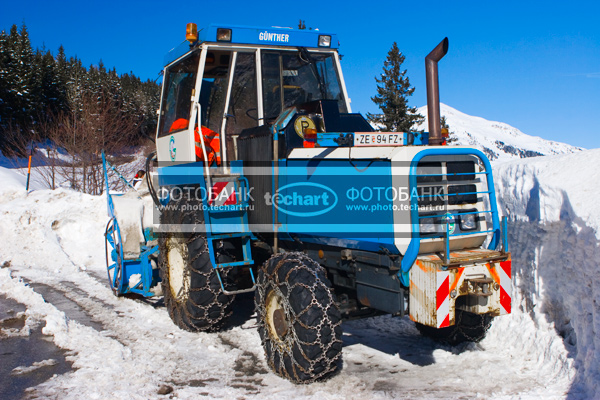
3;88;141;194
43;92;138;194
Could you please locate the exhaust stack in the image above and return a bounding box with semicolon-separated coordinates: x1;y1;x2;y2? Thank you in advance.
425;38;449;146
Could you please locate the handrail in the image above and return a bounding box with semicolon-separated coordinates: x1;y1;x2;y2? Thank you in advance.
102;152;136;191
398;148;501;287
417;190;491;199
419;229;495;240
417;171;487;178
102;151;116;220
417;209;491;219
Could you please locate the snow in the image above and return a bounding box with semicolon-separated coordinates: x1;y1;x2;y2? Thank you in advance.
0;166;31;191
11;359;59;376
1;145;147;192
0;146;599;398
494;149;600;398
495;148;600;238
0;310;33;338
0;146;70;169
416;104;584;161
128;273;141;288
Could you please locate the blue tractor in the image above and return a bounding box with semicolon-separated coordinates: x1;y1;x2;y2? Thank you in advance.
104;24;512;383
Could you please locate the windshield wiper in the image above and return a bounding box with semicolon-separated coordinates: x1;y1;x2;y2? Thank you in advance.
298;47;327;100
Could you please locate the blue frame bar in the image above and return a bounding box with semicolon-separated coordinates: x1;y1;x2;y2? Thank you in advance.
417;210;492;219
502;216;509;253
418;229;495;240
417;171;488;178
417;190;491;199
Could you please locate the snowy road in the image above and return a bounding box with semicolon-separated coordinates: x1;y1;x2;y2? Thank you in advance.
0;166;581;399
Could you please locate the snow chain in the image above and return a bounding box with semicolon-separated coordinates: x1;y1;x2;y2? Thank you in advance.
454;310;493;343
161;200;235;332
257;252;343;383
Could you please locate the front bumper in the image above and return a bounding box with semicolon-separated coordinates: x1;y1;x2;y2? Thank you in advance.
409;249;511;328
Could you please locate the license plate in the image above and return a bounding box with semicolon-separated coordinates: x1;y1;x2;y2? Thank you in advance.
354;132;404;146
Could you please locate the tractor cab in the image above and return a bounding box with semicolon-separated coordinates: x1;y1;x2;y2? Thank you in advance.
155;24;357;164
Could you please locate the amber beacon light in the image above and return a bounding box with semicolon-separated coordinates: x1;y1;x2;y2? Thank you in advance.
186;23;198;43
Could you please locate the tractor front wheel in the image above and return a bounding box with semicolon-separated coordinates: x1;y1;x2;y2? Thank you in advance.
255;252;343;383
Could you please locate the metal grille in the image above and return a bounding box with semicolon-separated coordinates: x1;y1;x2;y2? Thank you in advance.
415;157;492;240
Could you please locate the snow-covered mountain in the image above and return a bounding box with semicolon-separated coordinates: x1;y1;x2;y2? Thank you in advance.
415;104;584;162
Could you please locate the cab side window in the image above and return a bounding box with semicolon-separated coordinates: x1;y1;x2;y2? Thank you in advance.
226;52;258;135
157;52;200;137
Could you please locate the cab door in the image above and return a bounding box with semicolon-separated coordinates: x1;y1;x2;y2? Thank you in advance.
198;49;259;162
156;52;200;163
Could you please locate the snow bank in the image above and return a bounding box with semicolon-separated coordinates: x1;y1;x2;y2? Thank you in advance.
0;166;28;191
0;163;46;196
494;148;600;398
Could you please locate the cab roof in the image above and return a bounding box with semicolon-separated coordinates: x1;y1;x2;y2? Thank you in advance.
164;24;339;66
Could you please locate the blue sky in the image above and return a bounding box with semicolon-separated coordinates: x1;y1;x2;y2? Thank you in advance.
2;0;599;148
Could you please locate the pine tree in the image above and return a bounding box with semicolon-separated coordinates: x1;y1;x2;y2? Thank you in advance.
2;25;20;121
0;24;38;146
106;67;122;104
0;23;161;155
42;49;61;114
0;29;10;135
55;45;69;112
15;24;36;126
367;42;423;132
66;56;86;113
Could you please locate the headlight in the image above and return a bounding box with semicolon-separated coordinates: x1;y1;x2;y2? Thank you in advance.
318;35;331;47
459;213;477;231
420;217;437;233
217;28;232;42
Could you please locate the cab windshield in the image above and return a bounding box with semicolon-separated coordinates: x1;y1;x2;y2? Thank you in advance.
156;48;348;146
261;50;347;120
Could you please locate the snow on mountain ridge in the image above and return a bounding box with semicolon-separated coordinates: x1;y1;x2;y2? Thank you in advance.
415;104;584;161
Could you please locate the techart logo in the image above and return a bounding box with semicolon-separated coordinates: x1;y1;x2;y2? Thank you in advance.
169;136;176;161
265;182;338;217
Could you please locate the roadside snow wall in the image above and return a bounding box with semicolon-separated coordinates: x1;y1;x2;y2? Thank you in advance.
495;149;600;398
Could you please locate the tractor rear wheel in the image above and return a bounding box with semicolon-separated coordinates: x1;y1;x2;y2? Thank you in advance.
415;310;493;345
255;252;343;383
158;195;235;332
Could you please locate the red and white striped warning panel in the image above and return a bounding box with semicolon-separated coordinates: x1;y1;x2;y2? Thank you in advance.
497;260;512;314
209;181;237;206
436;270;450;328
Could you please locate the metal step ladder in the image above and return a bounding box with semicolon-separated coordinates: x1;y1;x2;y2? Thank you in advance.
202;171;256;295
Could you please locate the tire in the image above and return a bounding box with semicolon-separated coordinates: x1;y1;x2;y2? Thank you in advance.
158;194;235;332
255;252;343;383
415;309;493;345
104;218;123;297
